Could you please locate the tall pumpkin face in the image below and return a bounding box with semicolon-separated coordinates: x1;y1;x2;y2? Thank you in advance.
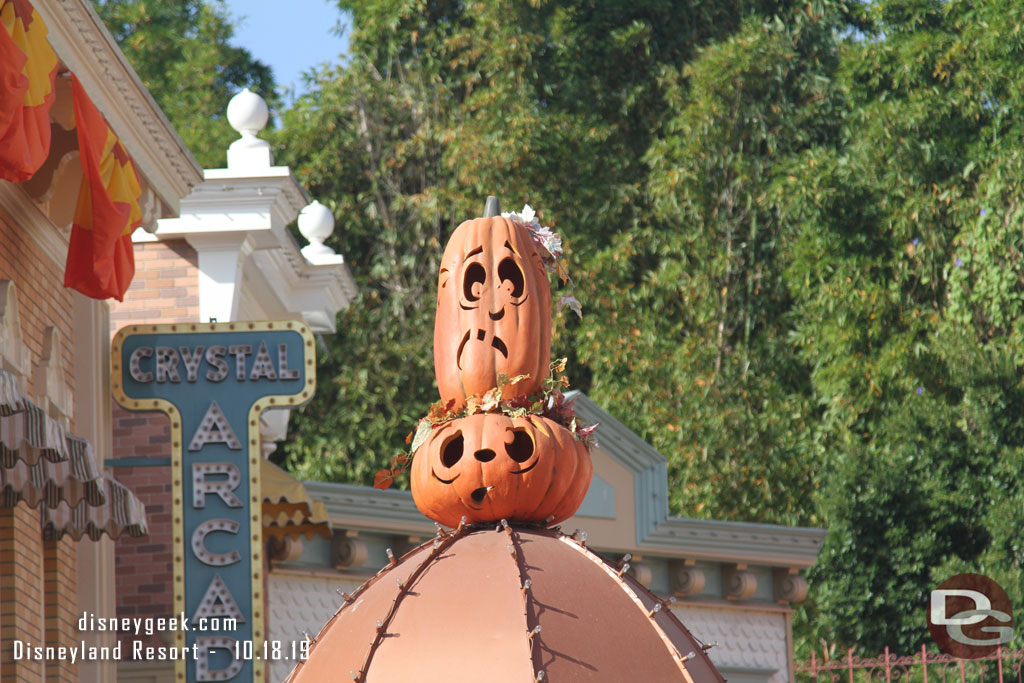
410;414;591;527
434;217;552;407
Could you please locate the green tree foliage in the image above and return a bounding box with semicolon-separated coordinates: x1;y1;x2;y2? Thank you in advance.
780;0;1024;654
93;0;275;168
272;0;817;482
99;0;1024;656
579;9;843;524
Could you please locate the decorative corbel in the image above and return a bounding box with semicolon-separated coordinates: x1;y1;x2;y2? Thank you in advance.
722;563;757;600
773;567;809;603
268;536;304;563
670;559;706;597
626;554;653;588
332;530;368;570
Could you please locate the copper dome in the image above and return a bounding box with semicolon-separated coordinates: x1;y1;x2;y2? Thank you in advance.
287;523;725;682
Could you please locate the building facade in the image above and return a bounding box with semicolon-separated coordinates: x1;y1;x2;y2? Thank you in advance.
1;0;201;680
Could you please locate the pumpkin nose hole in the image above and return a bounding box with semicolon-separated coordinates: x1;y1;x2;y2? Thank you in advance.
474;448;496;462
471;487;488;504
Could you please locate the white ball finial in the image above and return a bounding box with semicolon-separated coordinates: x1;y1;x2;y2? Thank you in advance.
227;88;269;136
299;201;342;264
299;200;335;243
226;88;272;168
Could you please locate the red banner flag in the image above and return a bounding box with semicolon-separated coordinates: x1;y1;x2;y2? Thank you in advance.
0;0;57;182
64;75;142;301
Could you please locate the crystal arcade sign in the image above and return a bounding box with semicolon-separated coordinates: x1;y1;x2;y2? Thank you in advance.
112;322;315;682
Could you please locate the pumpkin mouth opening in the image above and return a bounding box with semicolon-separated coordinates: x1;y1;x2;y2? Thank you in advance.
510;460;538;475
456;330;509;369
431;469;459;485
470;487;488;504
491;336;508;358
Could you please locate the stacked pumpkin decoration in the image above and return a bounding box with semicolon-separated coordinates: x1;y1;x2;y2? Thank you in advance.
289;200;728;683
403;197;594;528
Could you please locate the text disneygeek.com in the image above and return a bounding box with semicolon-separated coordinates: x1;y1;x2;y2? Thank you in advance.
11;611;241;664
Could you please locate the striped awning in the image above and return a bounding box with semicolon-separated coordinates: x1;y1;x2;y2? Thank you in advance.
0;435;107;508
0;393;70;465
0;367;147;540
43;476;148;541
262;459;330;541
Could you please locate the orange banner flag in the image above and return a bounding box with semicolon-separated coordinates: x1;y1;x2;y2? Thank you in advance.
0;0;57;182
64;75;142;301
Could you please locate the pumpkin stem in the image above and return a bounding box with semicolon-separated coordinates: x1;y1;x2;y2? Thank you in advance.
484;195;501;217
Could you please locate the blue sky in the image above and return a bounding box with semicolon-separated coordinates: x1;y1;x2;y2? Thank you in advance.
223;0;349;101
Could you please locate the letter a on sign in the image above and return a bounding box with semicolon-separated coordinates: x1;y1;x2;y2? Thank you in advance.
188;401;242;451
193;574;246;623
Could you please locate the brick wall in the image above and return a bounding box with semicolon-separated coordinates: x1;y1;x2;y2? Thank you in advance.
0;208;75;405
43;538;78;682
109;239;199;655
109;239;199;328
0;207;79;683
0;504;46;683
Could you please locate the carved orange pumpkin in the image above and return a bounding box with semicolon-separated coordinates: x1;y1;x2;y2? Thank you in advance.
434;216;551;407
410;414;591;527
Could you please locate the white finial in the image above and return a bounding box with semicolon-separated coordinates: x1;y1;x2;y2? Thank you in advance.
227;88;268;136
299;201;342;264
226;88;272;168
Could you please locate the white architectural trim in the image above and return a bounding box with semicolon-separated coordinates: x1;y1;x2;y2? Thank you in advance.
0;280;30;379
146;168;356;331
33;326;73;422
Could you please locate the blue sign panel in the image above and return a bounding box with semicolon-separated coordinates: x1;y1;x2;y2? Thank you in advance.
112;322;315;683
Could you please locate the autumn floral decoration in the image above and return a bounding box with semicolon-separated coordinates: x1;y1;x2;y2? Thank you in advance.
373;359;598;490
502;204;582;319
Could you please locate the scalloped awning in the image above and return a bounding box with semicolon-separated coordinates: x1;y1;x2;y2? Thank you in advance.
0;368;147;540
262;459;330;541
43;476;147;541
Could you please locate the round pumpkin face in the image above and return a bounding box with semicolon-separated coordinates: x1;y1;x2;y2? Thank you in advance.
434;216;552;408
410;413;591;527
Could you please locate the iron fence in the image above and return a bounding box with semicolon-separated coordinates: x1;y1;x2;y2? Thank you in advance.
797;646;1024;683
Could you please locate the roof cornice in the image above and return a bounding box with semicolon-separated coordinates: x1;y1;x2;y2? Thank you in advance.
303;481;436;536
301;479;826;568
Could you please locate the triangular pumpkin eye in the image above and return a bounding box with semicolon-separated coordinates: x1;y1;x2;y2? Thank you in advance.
442;432;464;467
505;429;534;463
